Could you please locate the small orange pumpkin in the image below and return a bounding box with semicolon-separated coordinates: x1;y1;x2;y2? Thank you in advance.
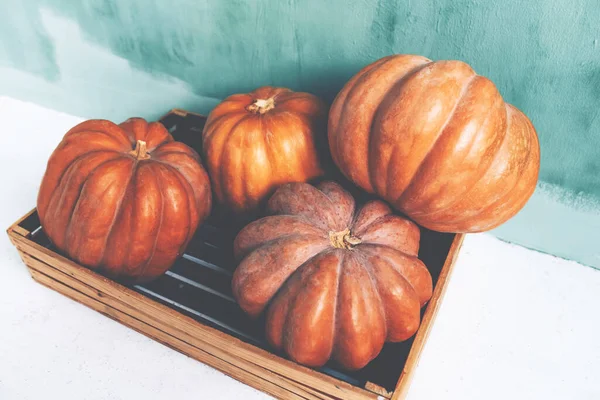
329;54;540;233
202;86;326;214
37;118;212;283
232;181;431;370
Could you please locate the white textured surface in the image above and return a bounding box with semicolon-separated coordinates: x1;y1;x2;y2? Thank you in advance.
1;97;599;399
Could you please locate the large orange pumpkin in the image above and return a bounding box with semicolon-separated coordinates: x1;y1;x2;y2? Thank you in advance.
202;86;326;214
232;181;431;370
37;118;212;283
328;54;540;233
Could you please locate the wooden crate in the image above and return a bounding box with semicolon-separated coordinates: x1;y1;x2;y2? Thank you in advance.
7;109;465;400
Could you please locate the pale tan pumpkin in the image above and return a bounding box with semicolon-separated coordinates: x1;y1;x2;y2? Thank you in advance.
232;181;431;370
328;54;540;233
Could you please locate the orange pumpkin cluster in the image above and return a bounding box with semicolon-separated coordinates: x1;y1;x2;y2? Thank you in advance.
38;54;539;370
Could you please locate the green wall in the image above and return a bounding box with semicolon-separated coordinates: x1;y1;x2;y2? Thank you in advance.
2;0;599;267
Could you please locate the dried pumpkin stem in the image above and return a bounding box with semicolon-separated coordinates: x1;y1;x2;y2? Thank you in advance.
329;228;362;250
129;140;151;160
246;97;276;114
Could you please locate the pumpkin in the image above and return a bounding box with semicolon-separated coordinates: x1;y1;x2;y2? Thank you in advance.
232;181;431;370
37;118;212;283
328;54;540;233
202;86;326;214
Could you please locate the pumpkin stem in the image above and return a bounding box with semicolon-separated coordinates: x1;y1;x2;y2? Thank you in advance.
247;97;276;114
329;228;362;250
129;140;151;160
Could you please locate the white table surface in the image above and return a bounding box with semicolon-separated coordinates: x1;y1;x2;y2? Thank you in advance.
1;96;599;400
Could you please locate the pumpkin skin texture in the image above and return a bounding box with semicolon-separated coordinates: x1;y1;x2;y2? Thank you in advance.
328;54;541;233
202;86;326;214
232;181;431;370
37;118;212;283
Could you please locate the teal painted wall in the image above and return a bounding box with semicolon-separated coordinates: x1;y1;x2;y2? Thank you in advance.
1;0;599;267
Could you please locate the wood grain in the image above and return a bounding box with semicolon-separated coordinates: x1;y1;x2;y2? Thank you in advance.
9;230;380;400
391;233;465;400
27;267;306;400
22;252;339;400
6;208;36;237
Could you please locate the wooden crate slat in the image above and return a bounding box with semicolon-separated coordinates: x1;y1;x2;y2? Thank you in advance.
26;267;311;400
391;233;465;400
22;252;348;400
6;207;36;237
10;232;382;400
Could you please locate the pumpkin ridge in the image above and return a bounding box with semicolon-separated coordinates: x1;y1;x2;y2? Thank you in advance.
367;61;434;196
160;162;198;247
396;73;478;205
269;111;323;181
136;163;166;279
101;169;138;277
97;158;137;266
234;237;330;316
57;132;129;156
240;123;252;210
352;213;395;237
64;121;131;147
360;245;426;306
149;150;199;163
218;114;252;210
267;184;339;231
73;128;132;148
44;155;90;245
339;57;412;193
150;150;211;220
364;249;422;340
421;103;519;228
452;105;538;229
379;64;475;200
42;147;126;216
63;155;130;256
234;217;328;260
350;201;393;233
331;58;391;186
293;189;338;231
400;90;505;218
202;111;245;141
274;93;324;118
264;86;291;100
271;249;340;365
261;116;277;195
272;92;311;107
142;122;173;151
280;251;323;358
317;182;355;229
331;249;345;362
145;136;172;153
123;168;138;278
40;150;120;221
242;233;328;263
44;162;76;243
355;251;388;358
361;247;418;291
328;56;392;167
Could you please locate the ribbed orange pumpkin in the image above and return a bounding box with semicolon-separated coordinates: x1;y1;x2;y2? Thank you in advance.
232;181;431;370
37;118;212;283
329;54;540;233
202;86;326;214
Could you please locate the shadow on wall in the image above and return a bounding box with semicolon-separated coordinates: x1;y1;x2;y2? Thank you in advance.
1;0;599;268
